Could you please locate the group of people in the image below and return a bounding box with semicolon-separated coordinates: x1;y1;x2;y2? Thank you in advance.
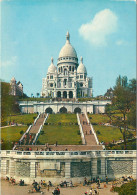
19;179;25;186
52;187;60;195
84;188;98;195
32;180;41;192
9;177;16;185
85;130;92;135
83;177;101;188
59;180;73;187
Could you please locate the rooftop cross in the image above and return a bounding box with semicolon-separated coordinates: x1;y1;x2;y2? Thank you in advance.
66;31;70;43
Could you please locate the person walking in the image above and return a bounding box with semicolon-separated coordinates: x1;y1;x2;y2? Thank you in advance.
106;176;108;184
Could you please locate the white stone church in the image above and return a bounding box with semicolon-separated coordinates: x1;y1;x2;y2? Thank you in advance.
41;32;92;99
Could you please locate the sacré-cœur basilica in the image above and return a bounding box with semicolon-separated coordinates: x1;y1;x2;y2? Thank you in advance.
41;32;92;99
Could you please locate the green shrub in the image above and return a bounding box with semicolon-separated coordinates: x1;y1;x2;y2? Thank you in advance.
20;130;24;135
113;180;136;195
96;130;100;135
41;131;44;135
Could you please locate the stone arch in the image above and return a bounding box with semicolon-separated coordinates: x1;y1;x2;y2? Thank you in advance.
74;107;81;114
63;91;67;98
57;91;61;98
59;107;67;113
45;107;53;114
69;91;73;98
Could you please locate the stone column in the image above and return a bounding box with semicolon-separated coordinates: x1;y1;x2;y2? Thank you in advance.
65;162;71;179
91;158;97;178
101;158;106;179
9;159;15;176
61;91;63;98
67;91;69;99
30;161;36;179
133;158;136;178
1;159;7;177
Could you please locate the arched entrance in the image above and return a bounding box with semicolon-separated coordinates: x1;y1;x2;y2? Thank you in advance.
74;107;81;114
69;91;73;98
57;91;61;98
59;107;67;113
63;91;67;98
45;107;53;114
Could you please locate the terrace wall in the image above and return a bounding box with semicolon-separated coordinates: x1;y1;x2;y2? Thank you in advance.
1;150;136;184
19;100;111;114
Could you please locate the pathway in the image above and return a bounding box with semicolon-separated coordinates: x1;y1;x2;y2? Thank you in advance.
79;113;98;146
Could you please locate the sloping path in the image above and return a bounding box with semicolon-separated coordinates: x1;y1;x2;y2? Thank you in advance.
79;113;97;146
23;113;46;145
29;113;46;134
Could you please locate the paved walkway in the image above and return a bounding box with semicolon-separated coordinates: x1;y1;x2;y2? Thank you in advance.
29;114;46;134
1;180;118;195
79;114;100;146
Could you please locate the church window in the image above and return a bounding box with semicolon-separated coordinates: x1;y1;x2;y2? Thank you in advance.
66;57;68;59
61;67;63;72
80;83;83;87
80;75;83;79
72;66;74;72
50;83;53;87
50;75;53;79
69;66;71;71
77;76;79;79
47;76;49;79
64;69;67;75
64;79;67;85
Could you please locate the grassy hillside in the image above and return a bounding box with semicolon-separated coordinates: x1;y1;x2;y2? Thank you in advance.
1;126;27;150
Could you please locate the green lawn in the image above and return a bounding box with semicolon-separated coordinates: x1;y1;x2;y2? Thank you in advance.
47;114;77;124
93;125;123;143
37;125;81;145
1;126;27;150
88;114;110;124
6;113;37;125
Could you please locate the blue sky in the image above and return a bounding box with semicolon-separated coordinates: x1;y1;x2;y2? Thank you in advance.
1;0;136;97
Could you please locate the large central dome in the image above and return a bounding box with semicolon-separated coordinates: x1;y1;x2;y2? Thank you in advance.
59;32;77;58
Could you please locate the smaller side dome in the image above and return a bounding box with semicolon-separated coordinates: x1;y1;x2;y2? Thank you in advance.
47;57;57;74
77;57;87;74
11;77;16;83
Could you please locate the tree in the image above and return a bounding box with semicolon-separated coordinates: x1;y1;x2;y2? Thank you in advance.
106;76;136;150
36;93;40;98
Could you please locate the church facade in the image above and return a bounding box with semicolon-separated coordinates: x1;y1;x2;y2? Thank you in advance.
41;32;92;99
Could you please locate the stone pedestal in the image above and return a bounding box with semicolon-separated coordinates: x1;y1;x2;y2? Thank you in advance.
91;159;97;178
1;160;7;176
30;161;36;178
101;158;106;179
9;159;15;176
65;162;71;179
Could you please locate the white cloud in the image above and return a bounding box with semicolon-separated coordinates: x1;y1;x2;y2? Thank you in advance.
79;9;118;46
116;40;127;45
1;56;17;67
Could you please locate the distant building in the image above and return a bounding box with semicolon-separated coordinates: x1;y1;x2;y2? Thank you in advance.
41;32;92;99
104;88;114;99
10;77;23;96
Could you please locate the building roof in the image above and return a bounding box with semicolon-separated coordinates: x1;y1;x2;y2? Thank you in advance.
77;57;87;74
59;32;77;58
